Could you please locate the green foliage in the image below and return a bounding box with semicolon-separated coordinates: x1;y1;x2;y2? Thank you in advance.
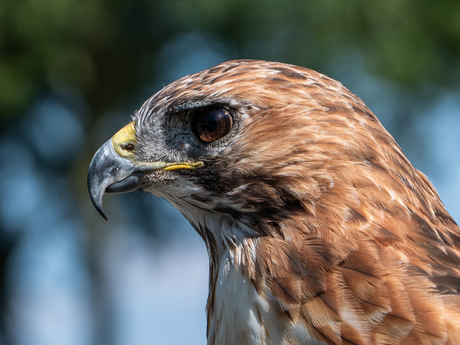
1;0;460;123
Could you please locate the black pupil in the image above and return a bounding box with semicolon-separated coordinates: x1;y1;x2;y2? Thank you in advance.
201;117;217;133
195;108;232;142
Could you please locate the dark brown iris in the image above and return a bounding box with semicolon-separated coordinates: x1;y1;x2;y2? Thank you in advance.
194;107;233;142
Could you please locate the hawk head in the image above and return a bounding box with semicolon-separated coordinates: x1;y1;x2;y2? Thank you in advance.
88;60;460;344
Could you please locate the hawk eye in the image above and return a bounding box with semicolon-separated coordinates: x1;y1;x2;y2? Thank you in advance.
193;107;233;143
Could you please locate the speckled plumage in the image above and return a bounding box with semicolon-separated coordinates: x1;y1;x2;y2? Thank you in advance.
92;60;460;344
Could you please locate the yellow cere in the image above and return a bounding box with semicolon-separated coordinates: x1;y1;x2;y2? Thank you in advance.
112;122;136;159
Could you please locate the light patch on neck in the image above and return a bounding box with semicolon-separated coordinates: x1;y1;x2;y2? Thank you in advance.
170;195;259;266
209;245;328;345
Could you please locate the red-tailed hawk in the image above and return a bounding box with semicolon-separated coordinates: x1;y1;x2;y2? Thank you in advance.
88;60;460;344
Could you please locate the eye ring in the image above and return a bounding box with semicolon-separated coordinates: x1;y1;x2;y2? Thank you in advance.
193;107;233;143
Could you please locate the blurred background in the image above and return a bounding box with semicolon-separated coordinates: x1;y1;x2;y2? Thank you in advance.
1;0;460;344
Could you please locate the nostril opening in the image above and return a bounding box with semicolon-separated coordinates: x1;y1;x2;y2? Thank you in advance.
121;142;135;152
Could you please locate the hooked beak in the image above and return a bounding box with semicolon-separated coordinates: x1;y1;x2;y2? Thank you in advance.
87;122;204;221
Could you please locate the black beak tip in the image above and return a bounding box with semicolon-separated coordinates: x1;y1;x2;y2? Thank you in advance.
87;171;109;221
93;201;109;221
97;206;109;222
92;193;109;221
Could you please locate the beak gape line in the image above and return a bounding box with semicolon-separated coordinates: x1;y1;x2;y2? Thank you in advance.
87;122;204;221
